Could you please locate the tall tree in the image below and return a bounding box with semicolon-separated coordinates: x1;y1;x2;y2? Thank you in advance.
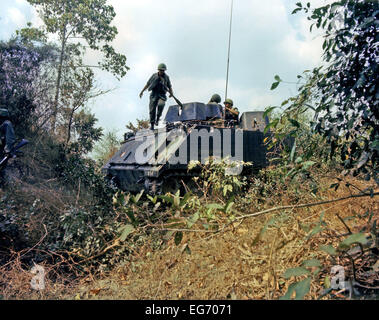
0;39;57;134
271;0;378;183
19;0;129;129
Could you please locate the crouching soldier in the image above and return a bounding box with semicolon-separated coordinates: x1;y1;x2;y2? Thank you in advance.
0;108;15;156
139;63;174;130
223;98;239;125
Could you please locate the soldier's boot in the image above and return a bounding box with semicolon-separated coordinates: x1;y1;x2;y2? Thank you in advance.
150;122;155;130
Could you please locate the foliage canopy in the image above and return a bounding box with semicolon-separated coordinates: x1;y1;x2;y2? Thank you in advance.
270;0;378;183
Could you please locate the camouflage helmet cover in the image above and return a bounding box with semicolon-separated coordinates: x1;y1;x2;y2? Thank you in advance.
224;98;233;106
158;63;167;71
210;94;221;104
0;108;9;118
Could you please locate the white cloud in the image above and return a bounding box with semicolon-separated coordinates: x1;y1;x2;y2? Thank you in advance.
173;76;226;103
7;7;26;27
278;16;324;68
131;54;160;81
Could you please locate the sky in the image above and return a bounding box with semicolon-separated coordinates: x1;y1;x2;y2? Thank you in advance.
0;0;330;138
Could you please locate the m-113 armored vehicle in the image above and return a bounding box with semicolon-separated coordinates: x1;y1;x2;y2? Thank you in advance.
102;102;270;194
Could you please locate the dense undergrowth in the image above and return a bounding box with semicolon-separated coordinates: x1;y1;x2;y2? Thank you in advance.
0;154;377;300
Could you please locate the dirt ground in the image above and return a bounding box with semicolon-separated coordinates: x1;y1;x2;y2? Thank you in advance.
70;178;379;300
1;176;378;300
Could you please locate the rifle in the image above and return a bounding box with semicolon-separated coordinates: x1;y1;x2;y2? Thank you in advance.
166;90;184;117
170;93;184;110
0;139;29;168
159;77;184;115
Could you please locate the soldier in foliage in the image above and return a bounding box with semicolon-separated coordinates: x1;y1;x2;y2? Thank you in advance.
139;63;174;130
0;107;15;156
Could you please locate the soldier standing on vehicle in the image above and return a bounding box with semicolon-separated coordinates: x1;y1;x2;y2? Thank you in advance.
0;108;15;156
139;63;174;130
223;98;239;123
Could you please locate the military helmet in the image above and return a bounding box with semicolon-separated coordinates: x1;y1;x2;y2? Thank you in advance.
0;108;9;118
158;63;167;71
224;98;233;106
210;94;221;104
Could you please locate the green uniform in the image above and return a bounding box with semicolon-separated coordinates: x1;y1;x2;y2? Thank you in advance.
224;107;239;121
146;73;172;125
206;101;223;119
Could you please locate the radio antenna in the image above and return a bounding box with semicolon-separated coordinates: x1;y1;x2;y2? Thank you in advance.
225;0;234;101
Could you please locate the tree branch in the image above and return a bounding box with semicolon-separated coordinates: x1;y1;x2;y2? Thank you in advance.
151;191;379;235
233;192;379;221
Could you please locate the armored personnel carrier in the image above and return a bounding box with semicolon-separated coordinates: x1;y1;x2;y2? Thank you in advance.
102;102;270;194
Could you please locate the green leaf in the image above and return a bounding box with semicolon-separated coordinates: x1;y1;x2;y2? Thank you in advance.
187;211;200;228
274;75;282;82
147;194;157;204
223;185;228;196
289;119;300;128
174;231;183;246
302;161;316;170
173;194;180;208
295;156;303;164
306;225;322;240
283;267;310;279
280;277;311;300
286;168;297;179
320;245;337;256
338;233;368;250
291;8;302;14
280;282;296;300
270;81;280;90
206;203;224;210
159;195;174;205
280;282;297;300
126;210;137;224
133;190;144;204
324;275;331;289
180;192;192;207
224;200;234;214
302;259;321;268
263;106;277;118
163;230;175;241
264;118;279;134
293;278;311;300
119;224;135;241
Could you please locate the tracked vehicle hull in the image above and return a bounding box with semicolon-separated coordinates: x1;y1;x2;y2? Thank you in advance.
103;102;270;193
